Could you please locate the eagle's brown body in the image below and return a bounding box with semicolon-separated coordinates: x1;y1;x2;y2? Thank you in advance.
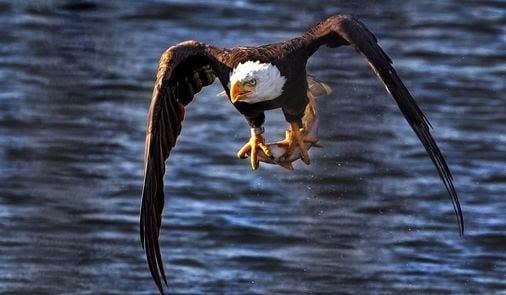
141;14;464;294
152;16;350;128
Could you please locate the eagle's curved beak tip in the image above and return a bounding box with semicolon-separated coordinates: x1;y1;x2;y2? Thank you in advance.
230;81;241;103
230;81;252;104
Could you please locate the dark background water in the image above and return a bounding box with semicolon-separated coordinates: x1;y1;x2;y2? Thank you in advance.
0;0;505;294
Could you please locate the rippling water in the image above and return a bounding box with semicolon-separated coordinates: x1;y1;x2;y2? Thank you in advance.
0;1;505;294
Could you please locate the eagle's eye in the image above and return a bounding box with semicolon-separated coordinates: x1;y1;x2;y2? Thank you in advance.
246;79;256;86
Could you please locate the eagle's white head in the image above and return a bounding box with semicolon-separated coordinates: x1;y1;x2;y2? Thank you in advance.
229;61;286;104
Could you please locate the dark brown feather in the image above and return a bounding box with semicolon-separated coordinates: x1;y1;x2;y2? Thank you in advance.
141;41;229;294
298;15;464;235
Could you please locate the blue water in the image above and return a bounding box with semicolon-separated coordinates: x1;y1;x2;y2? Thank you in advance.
0;1;504;294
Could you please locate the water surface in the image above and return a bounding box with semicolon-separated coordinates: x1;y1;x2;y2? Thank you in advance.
0;0;505;294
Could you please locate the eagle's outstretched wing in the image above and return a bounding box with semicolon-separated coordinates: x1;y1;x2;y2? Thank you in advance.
141;41;227;293
304;15;464;235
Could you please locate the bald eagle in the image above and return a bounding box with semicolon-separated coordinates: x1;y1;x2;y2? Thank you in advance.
140;14;464;293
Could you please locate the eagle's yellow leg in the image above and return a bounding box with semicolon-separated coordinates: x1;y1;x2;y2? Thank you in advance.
237;132;271;170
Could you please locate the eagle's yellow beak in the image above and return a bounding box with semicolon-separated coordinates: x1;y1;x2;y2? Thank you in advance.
230;81;254;103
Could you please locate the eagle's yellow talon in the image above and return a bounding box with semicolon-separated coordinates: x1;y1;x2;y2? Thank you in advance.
258;142;272;158
276;124;315;164
237;144;250;159
237;133;269;170
290;122;310;165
